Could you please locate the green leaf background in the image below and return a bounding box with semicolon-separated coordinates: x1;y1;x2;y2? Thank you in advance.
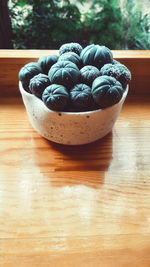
9;0;150;49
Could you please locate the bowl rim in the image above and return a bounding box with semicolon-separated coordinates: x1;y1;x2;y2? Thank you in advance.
19;81;128;116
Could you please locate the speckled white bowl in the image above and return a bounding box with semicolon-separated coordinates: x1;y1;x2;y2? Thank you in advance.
19;81;128;145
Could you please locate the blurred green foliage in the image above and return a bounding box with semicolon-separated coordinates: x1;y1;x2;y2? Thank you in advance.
9;0;150;49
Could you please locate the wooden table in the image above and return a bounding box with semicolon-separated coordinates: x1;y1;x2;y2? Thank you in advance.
0;51;150;266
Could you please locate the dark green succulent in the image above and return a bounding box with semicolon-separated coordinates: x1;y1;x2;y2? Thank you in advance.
58;52;82;69
70;83;94;111
18;62;42;92
92;75;123;108
59;43;83;56
42;84;69;111
48;60;80;88
29;73;51;98
80;65;100;86
100;63;131;89
38;54;58;75
80;44;113;69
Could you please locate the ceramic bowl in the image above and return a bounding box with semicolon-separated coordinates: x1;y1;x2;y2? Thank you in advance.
19;81;128;145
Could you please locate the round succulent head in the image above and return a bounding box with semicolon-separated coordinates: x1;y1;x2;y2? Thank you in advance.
100;63;131;89
70;83;94;111
58;52;82;69
48;60;80;89
29;73;51;99
42;84;69;111
80;65;100;86
59;43;83;56
18;62;42;92
92;75;123;108
38;54;58;74
81;44;113;69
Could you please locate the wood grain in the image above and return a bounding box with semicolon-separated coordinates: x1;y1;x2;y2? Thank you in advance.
0;50;150;96
0;94;150;266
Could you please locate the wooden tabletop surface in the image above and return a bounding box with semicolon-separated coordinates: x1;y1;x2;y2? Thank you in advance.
0;94;150;266
0;50;150;266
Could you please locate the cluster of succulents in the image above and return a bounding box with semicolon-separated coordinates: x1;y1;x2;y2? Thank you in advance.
19;43;131;112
